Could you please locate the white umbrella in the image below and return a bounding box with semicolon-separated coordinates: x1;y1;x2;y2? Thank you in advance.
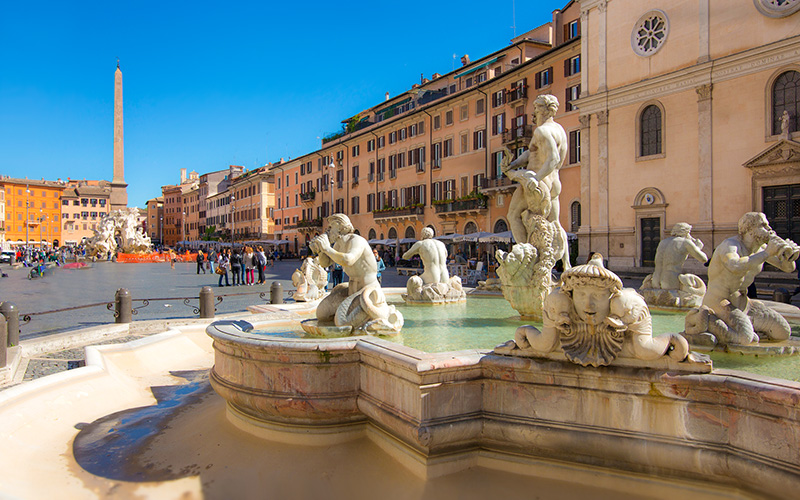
434;233;462;241
454;231;494;242
480;231;514;243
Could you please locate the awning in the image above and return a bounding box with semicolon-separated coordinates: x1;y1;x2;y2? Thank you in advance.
453;231;495;242
479;231;514;243
454;56;503;79
399;238;417;244
434;233;462;242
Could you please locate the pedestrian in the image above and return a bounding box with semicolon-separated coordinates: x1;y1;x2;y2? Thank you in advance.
256;245;267;284
218;249;230;287
196;250;206;274
230;248;242;286
332;262;343;286
169;249;176;269
244;246;256;285
208;248;217;274
374;248;385;285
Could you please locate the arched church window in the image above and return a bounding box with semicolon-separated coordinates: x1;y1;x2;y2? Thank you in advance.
570;201;581;233
773;70;800;135
640;105;662;157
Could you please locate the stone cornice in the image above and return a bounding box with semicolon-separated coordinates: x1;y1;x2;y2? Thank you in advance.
577;34;800;113
743;139;800;168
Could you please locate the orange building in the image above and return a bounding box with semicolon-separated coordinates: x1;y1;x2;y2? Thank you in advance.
0;178;65;248
272;2;582;254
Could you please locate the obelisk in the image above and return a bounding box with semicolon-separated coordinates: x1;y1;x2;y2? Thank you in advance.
110;61;128;210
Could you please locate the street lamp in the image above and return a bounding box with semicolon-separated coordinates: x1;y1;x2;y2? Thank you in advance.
181;210;186;244
329;161;336;216
159;216;163;248
38;210;46;249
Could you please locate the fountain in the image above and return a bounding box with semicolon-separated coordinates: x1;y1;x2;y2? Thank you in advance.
401;227;466;305
85;207;152;259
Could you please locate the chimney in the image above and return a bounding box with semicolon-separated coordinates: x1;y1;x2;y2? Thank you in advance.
432;73;441;79
385;92;390;101
180;168;187;183
461;54;470;66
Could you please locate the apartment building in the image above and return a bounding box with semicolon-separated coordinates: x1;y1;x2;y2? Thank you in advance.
60;181;112;245
0;177;65;248
161;169;199;247
198;166;243;237
184;185;201;241
272;1;582;253
576;0;800;269
229;165;276;242
145;197;163;245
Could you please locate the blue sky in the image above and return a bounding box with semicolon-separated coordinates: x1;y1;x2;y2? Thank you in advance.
0;1;556;207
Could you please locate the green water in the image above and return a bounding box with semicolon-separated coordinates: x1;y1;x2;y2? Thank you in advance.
255;297;800;381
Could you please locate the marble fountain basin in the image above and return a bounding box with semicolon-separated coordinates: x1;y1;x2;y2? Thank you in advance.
206;293;800;499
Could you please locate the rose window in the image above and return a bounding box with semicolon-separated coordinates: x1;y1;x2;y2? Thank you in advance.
631;11;669;57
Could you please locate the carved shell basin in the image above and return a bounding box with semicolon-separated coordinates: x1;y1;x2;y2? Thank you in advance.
560;321;625;367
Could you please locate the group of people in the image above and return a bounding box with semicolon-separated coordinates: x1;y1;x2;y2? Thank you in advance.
193;245;274;287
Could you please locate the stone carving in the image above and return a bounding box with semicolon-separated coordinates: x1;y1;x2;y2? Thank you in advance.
493;95;569;320
640;223;708;308
684;212;799;347
302;214;403;336
291;257;328;302
401;227;466;304
496;255;691;367
781;110;790;138
86;208;151;259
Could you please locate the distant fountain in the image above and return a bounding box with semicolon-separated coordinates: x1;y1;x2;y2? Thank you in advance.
85;208;151;260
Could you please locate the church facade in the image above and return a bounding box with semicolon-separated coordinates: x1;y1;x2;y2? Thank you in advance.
575;0;800;270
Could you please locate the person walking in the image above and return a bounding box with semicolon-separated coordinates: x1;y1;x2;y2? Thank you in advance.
196;250;206;274
230;248;242;286
256;245;267;284
374;248;386;285
169;249;176;269
208;248;217;274
244;246;256;285
217;249;230;287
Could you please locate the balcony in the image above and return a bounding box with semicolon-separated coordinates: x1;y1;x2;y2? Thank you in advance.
434;198;487;217
296;218;323;232
300;191;316;203
372;205;424;223
502;124;533;145
507;85;528;104
480;176;516;195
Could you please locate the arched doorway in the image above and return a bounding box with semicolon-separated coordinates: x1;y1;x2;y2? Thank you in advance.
464;221;478;234
493;219;508;233
368;228;376;240
404;226;416;239
388;227;398;239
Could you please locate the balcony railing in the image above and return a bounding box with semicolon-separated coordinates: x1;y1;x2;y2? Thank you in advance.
415;160;425;173
481;176;514;190
296;218;323;229
434;198;487;214
502;124;533;144
507;85;528;103
372;206;424;219
300;191;316;202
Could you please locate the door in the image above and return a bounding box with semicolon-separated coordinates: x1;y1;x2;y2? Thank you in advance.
641;217;660;267
763;184;800;244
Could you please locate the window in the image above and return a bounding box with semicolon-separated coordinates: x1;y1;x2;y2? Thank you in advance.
369;161;375;182
535;67;553;89
449;84;456;94
473;129;486;150
352;144;360;157
378;158;386;181
409;123;417;137
433;115;441;130
367;193;375;212
569;130;581;164
443;139;453;158
417;121;424;134
431;142;442;168
476;98;485;115
351;196;360;214
565;84;581;111
640;104;663;157
389;131;397;144
62;199;69;206
565;55;581;76
399;128;406;141
460;105;468;121
570;201;581;233
473;173;485;191
772;70;800;135
460;133;469;154
565;19;580;41
492;90;505;107
632;10;669;57
465;77;473;88
367;139;375;152
492;113;505;135
352;164;359;182
476;72;487;83
377;136;385;148
445;110;453;126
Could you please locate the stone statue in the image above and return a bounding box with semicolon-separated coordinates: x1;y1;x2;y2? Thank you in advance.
302;214;403;335
501;94;570;271
496;255;691;367
86;208;152;259
640;223;708;308
781;110;790;138
684;212;799;347
401;227;466;304
491;95;572;320
291;257;328;302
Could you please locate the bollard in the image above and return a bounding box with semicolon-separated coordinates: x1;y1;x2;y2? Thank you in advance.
773;288;791;304
0;302;19;347
0;314;6;368
199;286;215;319
270;281;284;304
9;254;15;265
115;288;132;324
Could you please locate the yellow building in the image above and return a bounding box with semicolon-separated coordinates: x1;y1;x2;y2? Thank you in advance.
1;178;65;248
576;0;800;269
60;181;112;245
